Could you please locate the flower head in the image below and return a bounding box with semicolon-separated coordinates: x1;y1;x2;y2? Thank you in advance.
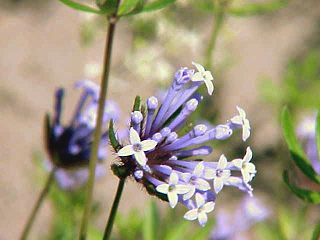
230;106;251;141
191;62;214;95
111;64;255;226
184;193;215;227
45;80;119;171
232;147;256;183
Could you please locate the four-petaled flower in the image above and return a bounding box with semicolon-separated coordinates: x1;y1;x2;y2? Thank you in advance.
230;106;251;141
191;62;214;95
156;172;191;208
232;147;256;183
184;193;215;227
180;162;211;201
205;155;231;193
118;128;157;166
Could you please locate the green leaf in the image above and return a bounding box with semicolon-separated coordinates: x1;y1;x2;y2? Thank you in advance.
58;0;105;14
316;111;320;163
96;0;119;14
312;222;320;240
108;120;121;151
143;201;160;240
281;107;320;184
142;0;176;13
118;0;144;16
133;95;141;111
228;0;288;17
283;171;320;204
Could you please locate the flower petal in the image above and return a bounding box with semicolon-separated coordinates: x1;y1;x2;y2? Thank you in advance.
184;209;198;221
183;185;196;201
141;139;157;151
214;178;224;194
129;127;141;144
242;169;251;183
204;78;214;95
156;184;169;194
230;115;242;125
236;106;246;118
175;184;192;194
195;193;205;208
198;212;208;227
244;147;252;162
180;173;192;183
195;178;210;191
204;168;216;180
168;191;178;208
134;151;147;166
117;145;134;156
232;158;243;169
218;154;228;169
203;201;215;213
192;62;205;73
246;162;256;173
191;72;204;82
193;162;204;177
169;172;179;185
204;70;213;81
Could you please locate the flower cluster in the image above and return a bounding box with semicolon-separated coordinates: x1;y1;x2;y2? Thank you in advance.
297;115;320;175
45;80;119;189
111;63;256;226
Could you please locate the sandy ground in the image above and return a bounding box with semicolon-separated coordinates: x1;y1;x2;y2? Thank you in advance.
0;0;319;239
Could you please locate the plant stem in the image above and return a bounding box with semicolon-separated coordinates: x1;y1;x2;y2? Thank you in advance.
205;0;230;69
78;3;120;239
20;168;57;240
102;178;125;240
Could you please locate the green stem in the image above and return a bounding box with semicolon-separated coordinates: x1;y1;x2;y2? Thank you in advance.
20;168;57;240
204;0;229;69
102;178;125;240
78;4;120;240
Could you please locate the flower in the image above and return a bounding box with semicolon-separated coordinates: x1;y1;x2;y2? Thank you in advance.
191;62;214;95
45;80;119;188
118;128;157;166
232;147;256;183
111;64;255;226
205;155;231;194
230;106;251;141
156;172;191;208
184;193;215;227
297;115;320;175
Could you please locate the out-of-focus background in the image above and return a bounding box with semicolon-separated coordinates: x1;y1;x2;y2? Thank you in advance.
1;0;320;239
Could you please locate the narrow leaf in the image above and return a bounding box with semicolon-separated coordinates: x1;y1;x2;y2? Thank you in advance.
228;0;288;17
133;95;141;111
59;0;105;14
118;0;144;16
283;171;320;204
142;0;176;13
281;107;320;184
109;120;121;151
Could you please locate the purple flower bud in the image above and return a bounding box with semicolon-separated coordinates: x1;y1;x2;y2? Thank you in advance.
131;111;143;124
147;96;158;110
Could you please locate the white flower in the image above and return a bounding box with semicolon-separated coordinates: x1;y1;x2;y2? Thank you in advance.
156;172;191;208
117;128;157;166
231;147;256;183
204;155;231;193
180;162;211;201
230;106;251;141
184;193;215;227
191;62;214;95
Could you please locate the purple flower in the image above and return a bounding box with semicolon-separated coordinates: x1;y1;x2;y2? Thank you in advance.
210;196;269;240
112;63;255;226
45;80;119;188
297;115;320;175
